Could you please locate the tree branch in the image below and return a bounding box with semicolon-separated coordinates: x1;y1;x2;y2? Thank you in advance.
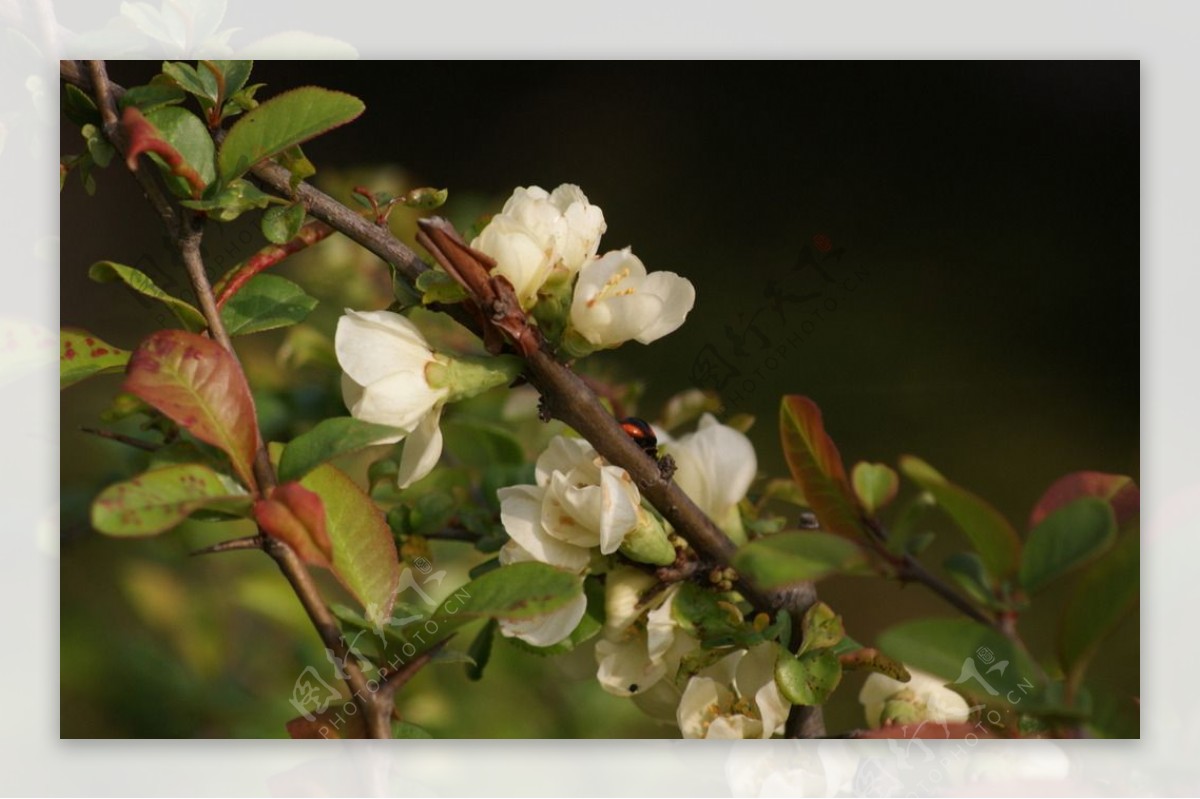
64;61;825;737
76;60;391;740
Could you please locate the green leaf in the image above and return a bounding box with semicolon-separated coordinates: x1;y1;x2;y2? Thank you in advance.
1059;527;1139;683
1029;471;1139;530
162;61;218;105
391;720;433;739
415;269;470;305
1019;497;1116;594
278;417;407;484
210;60;254;98
899;455;1022;579
837;647;911;681
430;562;583;627
277;145;316;188
441;417;525;470
300;463;401;627
261;202;307;244
465;619;497;681
943;552;998;608
180;178;277;221
798;601;845;654
851;461;899;515
63;84;101;126
144;106;217;190
779;396;866;538
219;274;318;336
878;618;1044;701
217;86;365;182
88;260;208;332
91;463;251;536
733;531;868;588
119;83;187;114
123;330;261;492
775;647;842;705
60;327;129;389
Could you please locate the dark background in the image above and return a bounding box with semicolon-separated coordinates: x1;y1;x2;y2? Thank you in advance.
61;61;1139;737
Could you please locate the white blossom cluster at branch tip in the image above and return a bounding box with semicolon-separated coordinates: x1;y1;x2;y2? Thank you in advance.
495;435;670;646
858;667;970;728
471;184;696;352
335;309;520;489
470;184;606;309
677;643;790;739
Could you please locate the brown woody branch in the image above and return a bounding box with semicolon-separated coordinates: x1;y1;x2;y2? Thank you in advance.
65;61;826;736
75;60;392;739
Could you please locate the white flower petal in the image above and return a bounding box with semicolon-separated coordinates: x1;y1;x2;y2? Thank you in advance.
542;475;604;548
596;466;640;554
335;309;433;387
344;371;446;433
498;485;591;572
595;634;667;697
395;406;444;489
666;414;757;524
632;271;696;344
604;566;658;636
535;436;596;487
498;590;587;647
677;676;729;739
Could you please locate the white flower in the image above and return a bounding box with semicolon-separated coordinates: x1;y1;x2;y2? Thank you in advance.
661;414;757;542
495;540;589;647
677;643;790;739
568;248;695;350
497;436;645;575
858;668;970;729
594;567;698;698
495;437;648;647
471;184;606;309
336;309;448;489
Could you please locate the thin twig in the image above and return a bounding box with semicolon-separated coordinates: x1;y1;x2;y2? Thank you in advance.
64;62;826;737
80;426;160;452
74;61;390;739
190;535;262;556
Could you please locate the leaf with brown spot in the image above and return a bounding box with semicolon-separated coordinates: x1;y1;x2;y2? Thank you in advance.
123;330;260;493
61;327;129;389
92;463;252;536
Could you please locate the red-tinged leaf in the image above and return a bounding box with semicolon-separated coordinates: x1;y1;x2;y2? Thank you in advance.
121;105;207;198
779;396;866;538
899;455;1022;579
286;708;364;739
123;330;260;493
61;327;129;389
851;722;996;739
1029;471;1139;530
254;482;332;567
300;463;400;627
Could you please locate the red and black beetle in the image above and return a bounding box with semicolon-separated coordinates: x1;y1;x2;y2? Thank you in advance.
619;417;658;458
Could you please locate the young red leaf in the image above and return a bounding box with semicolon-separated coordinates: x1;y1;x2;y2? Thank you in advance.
123;330;260;492
254;482;332;568
1028;471;1139;530
121;105;207;197
299;463;401;627
779;395;866;538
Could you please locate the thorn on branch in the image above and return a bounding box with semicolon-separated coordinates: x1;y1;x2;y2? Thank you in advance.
190;535;264;556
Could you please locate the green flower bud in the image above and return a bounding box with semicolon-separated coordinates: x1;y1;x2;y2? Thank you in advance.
619;509;675;566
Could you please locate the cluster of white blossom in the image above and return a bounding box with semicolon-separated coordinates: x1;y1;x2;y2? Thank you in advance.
332;184;971;739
